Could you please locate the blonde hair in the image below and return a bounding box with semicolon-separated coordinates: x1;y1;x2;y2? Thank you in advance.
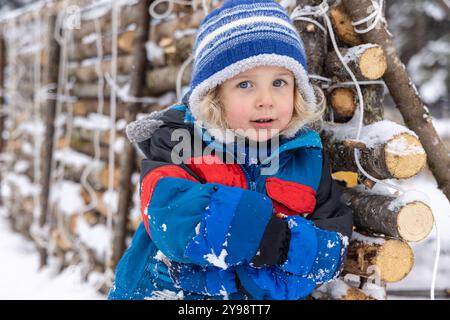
198;82;326;135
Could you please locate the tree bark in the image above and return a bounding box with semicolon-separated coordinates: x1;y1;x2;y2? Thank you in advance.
112;0;153;270
342;0;450;202
361;84;384;125
342;188;434;242
39;15;61;268
329;2;363;46
0;35;5;207
294;0;328;80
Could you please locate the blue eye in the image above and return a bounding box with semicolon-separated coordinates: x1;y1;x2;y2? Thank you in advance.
238;81;252;89
274;79;287;87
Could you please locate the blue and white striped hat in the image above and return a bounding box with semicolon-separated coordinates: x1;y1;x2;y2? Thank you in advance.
183;0;317;124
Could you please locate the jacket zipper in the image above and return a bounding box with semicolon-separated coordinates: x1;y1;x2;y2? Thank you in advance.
240;164;259;191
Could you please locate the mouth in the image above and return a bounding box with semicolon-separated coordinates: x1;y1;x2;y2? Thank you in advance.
251;118;274;123
250;118;276;129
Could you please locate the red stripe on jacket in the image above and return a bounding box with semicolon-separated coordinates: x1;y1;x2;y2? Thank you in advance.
185;155;248;189
140;165;199;236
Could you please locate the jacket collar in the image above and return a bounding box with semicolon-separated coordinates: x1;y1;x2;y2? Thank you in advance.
183;105;322;164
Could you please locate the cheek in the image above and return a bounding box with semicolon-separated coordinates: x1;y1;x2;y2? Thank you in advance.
223;98;250;126
280;102;294;120
225;106;248;128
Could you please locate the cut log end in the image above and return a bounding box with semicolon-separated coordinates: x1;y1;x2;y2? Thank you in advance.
359;46;387;80
330;4;363;46
384;133;427;179
330;87;356;117
375;239;414;283
397;202;434;242
345;238;414;283
342;287;376;300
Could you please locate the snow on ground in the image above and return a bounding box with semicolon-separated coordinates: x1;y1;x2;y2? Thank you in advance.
0;207;105;300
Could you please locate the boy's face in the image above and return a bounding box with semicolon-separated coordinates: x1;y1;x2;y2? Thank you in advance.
218;65;295;141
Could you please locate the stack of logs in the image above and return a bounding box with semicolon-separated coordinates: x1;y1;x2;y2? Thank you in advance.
0;0;435;298
294;1;434;299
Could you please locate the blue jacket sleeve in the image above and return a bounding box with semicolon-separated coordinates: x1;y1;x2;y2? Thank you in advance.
147;176;274;269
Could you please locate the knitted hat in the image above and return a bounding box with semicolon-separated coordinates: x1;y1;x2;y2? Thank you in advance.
183;0;317;135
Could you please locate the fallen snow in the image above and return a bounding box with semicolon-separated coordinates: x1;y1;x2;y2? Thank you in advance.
76;217;110;261
352;231;386;246
49;180;85;217
342;44;378;64
0;208;104;299
323;120;417;148
54;148;104;171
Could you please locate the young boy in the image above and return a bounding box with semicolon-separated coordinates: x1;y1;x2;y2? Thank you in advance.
108;0;353;300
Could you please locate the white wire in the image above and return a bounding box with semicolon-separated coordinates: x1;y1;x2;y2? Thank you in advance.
176;53;193;102
294;16;327;33
351;0;384;34
327;80;387;91
80;17;104;216
308;74;332;83
431;219;440;300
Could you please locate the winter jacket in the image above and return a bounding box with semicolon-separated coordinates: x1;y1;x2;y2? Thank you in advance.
108;104;353;300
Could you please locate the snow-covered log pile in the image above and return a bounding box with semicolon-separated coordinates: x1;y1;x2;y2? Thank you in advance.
291;0;437;299
0;0;226;293
0;0;441;298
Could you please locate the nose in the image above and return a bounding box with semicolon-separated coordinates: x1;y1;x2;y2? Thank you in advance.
255;88;274;108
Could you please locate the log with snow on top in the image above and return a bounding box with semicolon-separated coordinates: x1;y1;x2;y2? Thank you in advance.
73;1;140;40
53;148;108;191
343;232;414;283
73;99;127;118
80;188;118;220
68;55;134;83
72;99;161;119
322;120;427;179
68;29;135;62
146;63;192;95
325;43;387;82
57;135;123;167
149;10;204;43
342;187;434;242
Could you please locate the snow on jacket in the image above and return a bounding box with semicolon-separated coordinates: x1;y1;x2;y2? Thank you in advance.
108;104;353;300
